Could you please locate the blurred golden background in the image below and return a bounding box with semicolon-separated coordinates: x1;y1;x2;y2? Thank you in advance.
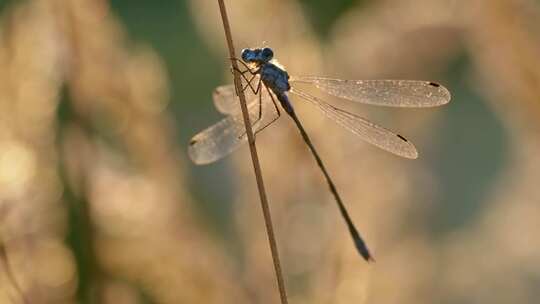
0;0;539;303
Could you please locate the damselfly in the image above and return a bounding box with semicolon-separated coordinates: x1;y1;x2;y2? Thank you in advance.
188;47;451;261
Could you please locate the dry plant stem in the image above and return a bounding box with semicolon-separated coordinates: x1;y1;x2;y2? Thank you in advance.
217;1;289;304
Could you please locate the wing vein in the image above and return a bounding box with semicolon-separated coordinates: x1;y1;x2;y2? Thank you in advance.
290;76;451;108
289;87;418;159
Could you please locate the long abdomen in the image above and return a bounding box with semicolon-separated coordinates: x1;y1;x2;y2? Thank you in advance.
276;92;294;115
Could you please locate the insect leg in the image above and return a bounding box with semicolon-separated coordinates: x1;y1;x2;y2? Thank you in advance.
254;86;281;135
237;80;265;140
230;57;258;75
232;66;261;95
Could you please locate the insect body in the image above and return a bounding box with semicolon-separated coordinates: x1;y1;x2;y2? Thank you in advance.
189;46;451;261
241;47;293;114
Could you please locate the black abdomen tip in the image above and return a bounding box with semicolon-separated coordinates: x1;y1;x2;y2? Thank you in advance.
354;236;375;262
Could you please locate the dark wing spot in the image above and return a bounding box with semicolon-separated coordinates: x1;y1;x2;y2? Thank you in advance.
428;82;440;87
397;134;408;142
189;139;197;146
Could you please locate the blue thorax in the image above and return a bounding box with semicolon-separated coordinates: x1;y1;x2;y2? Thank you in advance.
241;47;293;113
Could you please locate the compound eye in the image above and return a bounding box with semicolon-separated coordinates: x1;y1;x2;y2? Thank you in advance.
261;48;274;61
240;48;250;61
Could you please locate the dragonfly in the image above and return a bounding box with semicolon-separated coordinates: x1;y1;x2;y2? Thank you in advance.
188;47;451;262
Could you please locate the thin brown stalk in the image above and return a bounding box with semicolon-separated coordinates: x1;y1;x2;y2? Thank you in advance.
216;1;289;304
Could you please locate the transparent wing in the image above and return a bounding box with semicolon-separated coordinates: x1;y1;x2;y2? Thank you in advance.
290;76;451;108
189;90;279;165
289;87;418;159
213;76;262;114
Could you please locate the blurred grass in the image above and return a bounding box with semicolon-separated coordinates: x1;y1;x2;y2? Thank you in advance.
298;0;368;38
1;0;535;303
428;53;508;236
109;0;240;249
77;0;507;301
